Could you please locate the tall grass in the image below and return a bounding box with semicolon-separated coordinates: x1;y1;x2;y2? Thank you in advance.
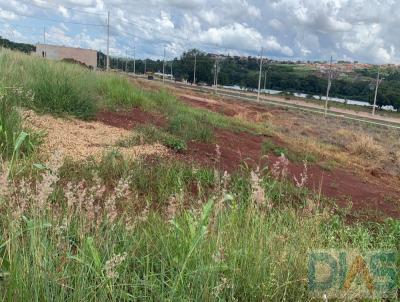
98;72;266;143
0;50;397;300
0;154;398;301
0;50;97;119
0;49;266;144
0;87;38;162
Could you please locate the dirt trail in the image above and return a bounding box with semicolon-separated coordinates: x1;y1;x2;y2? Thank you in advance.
24;110;169;161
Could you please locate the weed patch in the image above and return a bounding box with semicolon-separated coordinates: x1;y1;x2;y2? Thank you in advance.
262;140;317;163
117;124;187;152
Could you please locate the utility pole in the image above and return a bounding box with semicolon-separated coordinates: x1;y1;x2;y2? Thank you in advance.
324;56;333;117
162;47;166;84
125;49;128;72
372;65;382;116
193;53;197;85
257;48;264;102
43;26;47;58
133;45;136;75
214;57;219;95
263;66;267;93
106;11;110;71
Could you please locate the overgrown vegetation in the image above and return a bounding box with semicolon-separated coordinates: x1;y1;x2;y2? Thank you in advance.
0;49;398;301
0;87;39;162
0;36;35;54
0;50;265;145
0;50;97;119
0;153;398;301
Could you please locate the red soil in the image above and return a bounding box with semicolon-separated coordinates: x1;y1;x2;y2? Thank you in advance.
96;107;167;130
180;96;237;116
96;106;400;220
183;129;399;219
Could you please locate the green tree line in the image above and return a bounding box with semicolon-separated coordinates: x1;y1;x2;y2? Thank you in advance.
0;36;36;54
108;49;399;110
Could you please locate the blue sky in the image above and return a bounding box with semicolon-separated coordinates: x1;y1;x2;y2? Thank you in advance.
0;0;398;63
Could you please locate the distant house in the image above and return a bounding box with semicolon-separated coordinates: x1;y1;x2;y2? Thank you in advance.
34;44;97;69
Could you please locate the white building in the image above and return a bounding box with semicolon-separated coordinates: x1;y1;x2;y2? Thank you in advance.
35;44;97;69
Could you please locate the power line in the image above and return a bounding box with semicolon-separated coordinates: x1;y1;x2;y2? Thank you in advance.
0;21;38;30
11;11;106;27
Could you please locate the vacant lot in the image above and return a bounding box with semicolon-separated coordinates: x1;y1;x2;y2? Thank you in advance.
0;50;398;301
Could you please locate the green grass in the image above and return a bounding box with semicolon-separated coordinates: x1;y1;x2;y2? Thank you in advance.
0;50;97;119
0;87;40;162
0;50;398;301
0;155;398;301
116;124;187;152
97;73;265;143
262;140;318;163
0;49;267;145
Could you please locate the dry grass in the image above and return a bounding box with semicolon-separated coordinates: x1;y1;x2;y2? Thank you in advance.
23;110;169;161
395;151;400;166
348;133;385;159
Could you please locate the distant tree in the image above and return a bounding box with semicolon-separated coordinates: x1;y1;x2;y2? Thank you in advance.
0;36;35;54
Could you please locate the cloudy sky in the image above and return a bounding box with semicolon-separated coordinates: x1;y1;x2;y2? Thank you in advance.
0;0;398;63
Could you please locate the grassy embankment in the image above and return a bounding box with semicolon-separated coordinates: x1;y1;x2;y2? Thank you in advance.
0;49;398;301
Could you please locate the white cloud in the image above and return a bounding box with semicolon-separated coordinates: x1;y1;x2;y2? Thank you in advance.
58;5;70;18
1;0;400;62
198;23;263;51
269;19;284;31
0;9;18;21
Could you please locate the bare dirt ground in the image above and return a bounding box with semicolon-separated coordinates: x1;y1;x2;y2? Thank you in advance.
23;110;169;161
95;103;399;220
96;107;167;130
179;93;400;176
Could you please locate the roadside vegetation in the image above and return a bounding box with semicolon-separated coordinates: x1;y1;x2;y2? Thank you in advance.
1;152;398;301
0;49;398;301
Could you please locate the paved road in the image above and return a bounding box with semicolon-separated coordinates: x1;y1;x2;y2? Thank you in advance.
171;81;400;130
129;74;400;130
